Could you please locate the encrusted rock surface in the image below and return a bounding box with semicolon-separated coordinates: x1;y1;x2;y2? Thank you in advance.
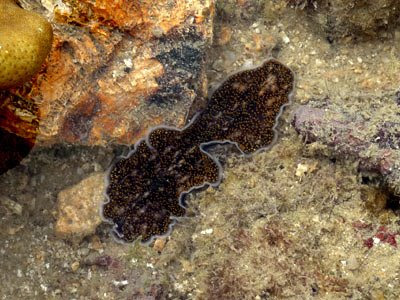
1;0;215;146
55;172;105;242
293;104;400;194
286;0;400;41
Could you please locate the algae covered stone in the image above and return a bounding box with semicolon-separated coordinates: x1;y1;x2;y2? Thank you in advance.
0;0;53;88
285;0;400;40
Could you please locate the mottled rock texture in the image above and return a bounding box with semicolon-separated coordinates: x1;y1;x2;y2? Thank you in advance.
287;0;400;41
55;172;105;242
1;0;215;146
293;104;400;194
216;0;265;21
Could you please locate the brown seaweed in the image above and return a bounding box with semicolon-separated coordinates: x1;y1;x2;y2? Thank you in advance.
102;59;294;244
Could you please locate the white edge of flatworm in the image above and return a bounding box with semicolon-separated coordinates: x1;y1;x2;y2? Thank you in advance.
100;57;296;245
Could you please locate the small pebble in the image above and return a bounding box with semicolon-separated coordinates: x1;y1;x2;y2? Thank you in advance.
89;235;103;251
212;59;224;71
153;238;167;252
71;261;80;272
295;163;308;178
347;255;359;270
200;228;213;235
218;26;232;46
152;26;165;38
281;33;290;44
0;195;23;215
112;280;128;287
315;59;323;66
223;50;236;63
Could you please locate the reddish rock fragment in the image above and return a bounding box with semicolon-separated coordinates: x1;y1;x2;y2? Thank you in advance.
93;255;113;268
352;221;372;231
83;254;120;270
362;226;399;249
363;238;374;249
375;226;398;247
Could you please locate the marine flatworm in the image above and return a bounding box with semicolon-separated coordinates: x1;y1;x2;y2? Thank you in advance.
102;59;294;244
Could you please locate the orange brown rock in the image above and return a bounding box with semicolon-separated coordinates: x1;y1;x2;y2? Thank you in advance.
58;0;214;39
1;0;214;149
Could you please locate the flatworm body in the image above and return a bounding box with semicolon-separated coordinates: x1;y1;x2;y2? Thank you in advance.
102;59;294;244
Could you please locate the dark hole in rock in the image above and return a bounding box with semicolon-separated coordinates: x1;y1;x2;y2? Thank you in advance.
385;193;400;213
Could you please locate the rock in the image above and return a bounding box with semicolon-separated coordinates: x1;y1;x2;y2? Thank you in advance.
55;172;105;242
153;238;167;252
0;195;23;215
216;0;265;21
347;254;359;271
70;261;80;272
0;0;215;148
287;0;400;41
293;104;400;194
